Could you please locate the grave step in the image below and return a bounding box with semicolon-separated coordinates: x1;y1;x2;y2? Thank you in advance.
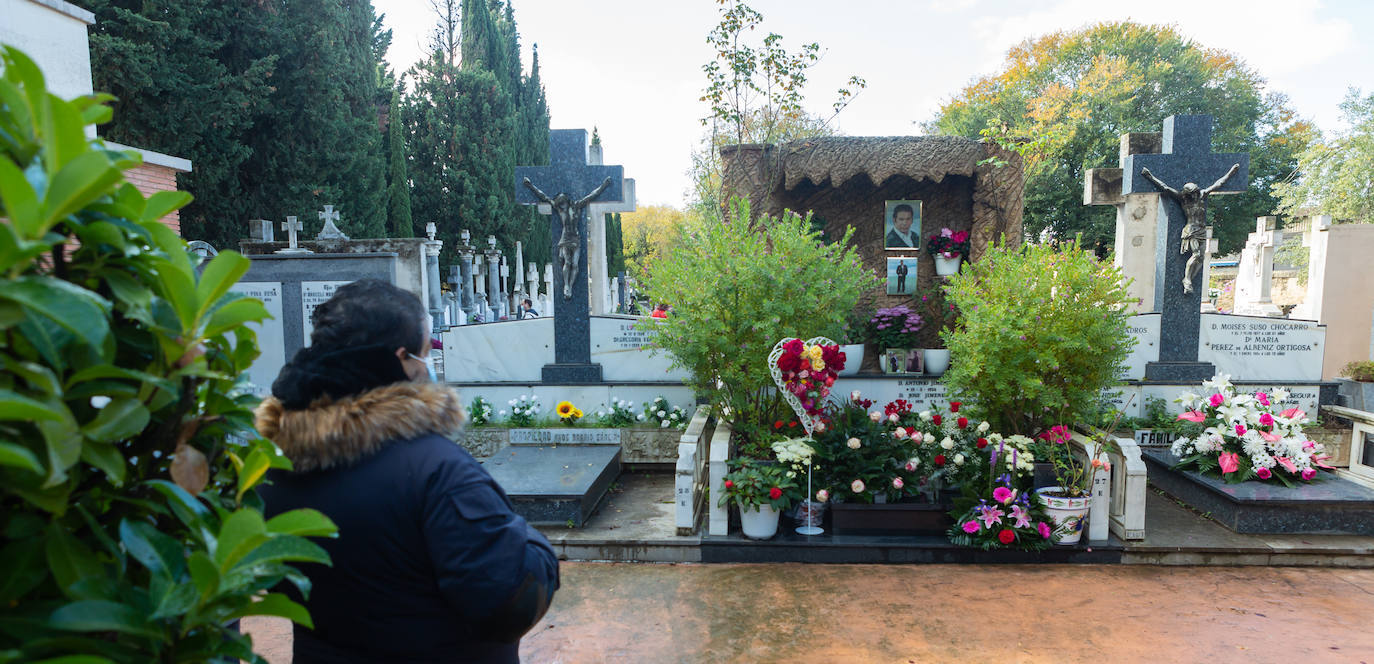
483;444;620;527
1143;448;1374;535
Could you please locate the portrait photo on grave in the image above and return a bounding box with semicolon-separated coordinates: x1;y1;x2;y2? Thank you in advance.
906;348;925;374
887;257;916;295
885;200;923;249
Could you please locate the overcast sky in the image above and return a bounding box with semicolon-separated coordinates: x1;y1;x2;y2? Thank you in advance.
373;0;1374;208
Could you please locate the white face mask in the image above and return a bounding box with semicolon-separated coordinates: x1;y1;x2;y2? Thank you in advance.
408;352;437;383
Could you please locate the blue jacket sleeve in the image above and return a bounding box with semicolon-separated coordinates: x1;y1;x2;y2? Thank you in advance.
421;457;560;643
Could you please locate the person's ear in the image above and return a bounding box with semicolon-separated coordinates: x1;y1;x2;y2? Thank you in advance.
395;346;408;363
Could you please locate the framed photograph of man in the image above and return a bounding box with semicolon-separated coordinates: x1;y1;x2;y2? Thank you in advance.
905;349;924;374
884;200;922;250
886;257;916;296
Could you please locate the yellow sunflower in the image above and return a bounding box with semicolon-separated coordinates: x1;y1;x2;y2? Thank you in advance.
556;401;576;418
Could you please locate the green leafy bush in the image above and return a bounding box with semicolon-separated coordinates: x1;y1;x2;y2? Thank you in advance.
941;238;1136;435
0;47;335;663
641;197;876;453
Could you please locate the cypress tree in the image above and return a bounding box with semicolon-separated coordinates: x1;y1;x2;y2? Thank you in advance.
386;85;414;238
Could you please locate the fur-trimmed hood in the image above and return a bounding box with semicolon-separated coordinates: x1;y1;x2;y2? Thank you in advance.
255;382;466;472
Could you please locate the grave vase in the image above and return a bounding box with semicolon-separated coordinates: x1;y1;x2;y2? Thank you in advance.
1035;487;1091;545
922;349;950;376
934;255;962;277
739;503;780;540
837;344;864;376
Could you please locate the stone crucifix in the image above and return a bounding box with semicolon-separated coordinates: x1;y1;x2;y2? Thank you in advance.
515;129;624;384
1123;115;1249;382
522;175;613;300
1138;162;1240;295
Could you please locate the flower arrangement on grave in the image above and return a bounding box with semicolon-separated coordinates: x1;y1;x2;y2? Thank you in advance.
925;227;971;259
807;394;924;504
867;305;923;350
946;472;1057;551
718;458;799;512
773;338;845;419
507;394;540;427
642;396;690;429
1169;375;1333;486
469;396;494;426
596;397;638;427
1032;425;1104;498
556;400;584;426
902;401;1006;490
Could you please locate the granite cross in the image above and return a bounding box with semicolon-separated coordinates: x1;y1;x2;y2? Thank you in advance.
276;216;312;255
1123;115;1249;381
515;129;625;384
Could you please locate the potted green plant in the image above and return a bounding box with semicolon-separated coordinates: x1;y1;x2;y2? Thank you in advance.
718;458;799;539
867;305;923;374
1031;425;1098;544
941;238;1136;436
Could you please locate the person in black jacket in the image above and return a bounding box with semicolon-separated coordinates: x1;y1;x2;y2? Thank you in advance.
256;279;558;663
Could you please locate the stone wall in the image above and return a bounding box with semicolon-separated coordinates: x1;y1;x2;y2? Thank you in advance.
124;161;184;234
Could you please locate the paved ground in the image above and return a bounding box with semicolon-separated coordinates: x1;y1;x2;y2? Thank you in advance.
245;563;1374;663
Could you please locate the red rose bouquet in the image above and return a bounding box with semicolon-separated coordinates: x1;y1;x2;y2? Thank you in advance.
775;338;845;418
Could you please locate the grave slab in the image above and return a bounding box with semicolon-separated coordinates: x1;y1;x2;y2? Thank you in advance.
482;444;621;527
1143;448;1374;535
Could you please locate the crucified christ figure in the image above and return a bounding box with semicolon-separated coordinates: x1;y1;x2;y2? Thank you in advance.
522;176;614;300
1139;163;1240;295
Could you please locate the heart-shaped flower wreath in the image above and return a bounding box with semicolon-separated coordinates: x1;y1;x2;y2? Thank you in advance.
768;336;845;436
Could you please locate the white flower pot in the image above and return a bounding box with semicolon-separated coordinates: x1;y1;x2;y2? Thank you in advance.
838;344;864;376
739;503;780;540
1035;487;1091;545
922;349;950;376
934;255;962;276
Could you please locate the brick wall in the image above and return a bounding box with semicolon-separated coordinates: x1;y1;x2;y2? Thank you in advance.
124;162;182;234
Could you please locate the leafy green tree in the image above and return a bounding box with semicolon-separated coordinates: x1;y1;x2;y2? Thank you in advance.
85;0;276;249
0;47;335;662
691;0;865;215
927;22;1311;253
606;212;626;277
386;85;414;238
1273;88;1374;222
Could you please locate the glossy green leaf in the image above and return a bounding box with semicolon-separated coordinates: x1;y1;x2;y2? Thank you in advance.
80;397;149;443
45;525;103;598
0;277;111;350
265;509;337;538
48;600;164;640
0;536;47;603
235;449;271;503
40;90;87;175
233;535;331;570
227;593;313;629
140;190;191;225
65;365;175;394
0;153;40;236
213;508;266;571
203;298;269;340
0;388;64;422
187;550;219;602
78;441;125;486
43;151;123;232
0;442;43;474
119;519;186;579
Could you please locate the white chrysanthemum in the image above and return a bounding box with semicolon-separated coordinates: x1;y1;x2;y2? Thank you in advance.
1171;437;1191;456
1250;451;1276;469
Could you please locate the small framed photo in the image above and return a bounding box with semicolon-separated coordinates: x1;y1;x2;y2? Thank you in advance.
884;200;922;250
886;257;916;296
906;349;924;374
884;349;907;374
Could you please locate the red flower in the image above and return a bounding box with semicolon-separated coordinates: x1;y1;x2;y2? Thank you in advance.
783;338;805;355
952;230;970;244
724;480;734;489
949;401;961;412
905;426;917;437
789;421;798;428
777;353;802;372
932;414;942;426
769;487;783;500
997;529;1015;545
821;344;843;369
934;454;946;467
976;437;988;449
957;417;969;429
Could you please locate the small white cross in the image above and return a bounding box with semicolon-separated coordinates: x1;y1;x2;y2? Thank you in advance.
282;216;302;249
426;222;438;241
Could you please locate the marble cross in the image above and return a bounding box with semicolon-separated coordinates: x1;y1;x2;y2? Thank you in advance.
282;216;302;249
1122;115;1249;382
316;205;349;240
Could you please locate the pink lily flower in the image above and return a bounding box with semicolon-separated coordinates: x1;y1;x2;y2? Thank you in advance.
1275;456;1298;473
1009;504;1032;529
1177;410;1208;423
977;505;1005;529
1218;452;1240;474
